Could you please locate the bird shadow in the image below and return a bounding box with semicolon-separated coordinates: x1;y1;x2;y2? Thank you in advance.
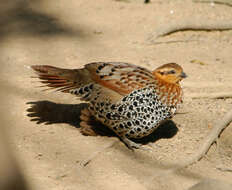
26;101;178;145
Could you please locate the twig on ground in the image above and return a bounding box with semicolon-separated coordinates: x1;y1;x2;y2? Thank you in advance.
193;0;232;7
79;141;116;167
188;92;232;99
216;167;232;172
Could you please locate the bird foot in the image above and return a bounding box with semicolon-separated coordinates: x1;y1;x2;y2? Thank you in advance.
121;136;151;151
80;121;98;136
80;108;98;136
80;108;92;121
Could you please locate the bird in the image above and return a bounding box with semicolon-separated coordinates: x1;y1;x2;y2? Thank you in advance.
31;62;187;149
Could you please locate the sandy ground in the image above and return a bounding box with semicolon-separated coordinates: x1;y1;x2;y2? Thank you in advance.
0;0;232;189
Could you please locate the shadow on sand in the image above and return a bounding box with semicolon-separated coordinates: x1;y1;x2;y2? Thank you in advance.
27;100;178;145
0;0;89;38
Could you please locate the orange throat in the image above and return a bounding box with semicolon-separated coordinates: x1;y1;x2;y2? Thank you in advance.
154;77;183;107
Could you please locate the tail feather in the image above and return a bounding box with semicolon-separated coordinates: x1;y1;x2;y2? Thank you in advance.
31;65;91;93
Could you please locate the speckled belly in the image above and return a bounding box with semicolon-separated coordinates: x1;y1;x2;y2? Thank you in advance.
88;87;175;139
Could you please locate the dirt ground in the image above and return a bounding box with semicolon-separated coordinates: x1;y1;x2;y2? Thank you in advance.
0;0;232;189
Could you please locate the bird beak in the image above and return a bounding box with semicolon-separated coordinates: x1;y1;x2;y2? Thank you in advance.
180;72;187;78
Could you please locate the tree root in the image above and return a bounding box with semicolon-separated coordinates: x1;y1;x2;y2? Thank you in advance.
184;82;232;89
148;23;232;41
180;109;232;166
151;39;199;45
147;21;232;43
149;109;232;180
188;92;232;99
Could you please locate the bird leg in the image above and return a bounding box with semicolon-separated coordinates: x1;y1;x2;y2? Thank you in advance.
80;108;98;136
118;135;152;151
80;107;91;121
120;136;151;151
80;109;151;150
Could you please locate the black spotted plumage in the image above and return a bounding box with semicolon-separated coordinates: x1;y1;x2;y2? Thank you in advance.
80;85;175;139
70;83;175;139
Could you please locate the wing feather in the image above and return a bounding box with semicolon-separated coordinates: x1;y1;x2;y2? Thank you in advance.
85;62;155;96
31;62;155;96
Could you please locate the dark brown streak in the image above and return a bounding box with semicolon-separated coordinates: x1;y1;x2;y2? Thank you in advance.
46;82;73;87
58;85;76;92
40;79;68;84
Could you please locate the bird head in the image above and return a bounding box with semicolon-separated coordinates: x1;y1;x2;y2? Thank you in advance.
152;63;187;84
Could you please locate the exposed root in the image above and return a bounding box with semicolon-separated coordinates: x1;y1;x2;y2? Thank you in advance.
150;24;232;40
149;109;232;180
188;92;232;99
180;109;232;165
147;18;232;43
151;39;199;45
184;82;232;89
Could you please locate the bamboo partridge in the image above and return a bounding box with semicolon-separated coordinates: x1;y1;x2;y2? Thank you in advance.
31;62;187;149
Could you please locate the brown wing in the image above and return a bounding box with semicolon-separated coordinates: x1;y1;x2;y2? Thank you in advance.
85;62;155;96
31;65;93;93
31;62;155;96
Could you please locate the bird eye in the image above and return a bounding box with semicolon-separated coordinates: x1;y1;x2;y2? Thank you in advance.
168;70;176;74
